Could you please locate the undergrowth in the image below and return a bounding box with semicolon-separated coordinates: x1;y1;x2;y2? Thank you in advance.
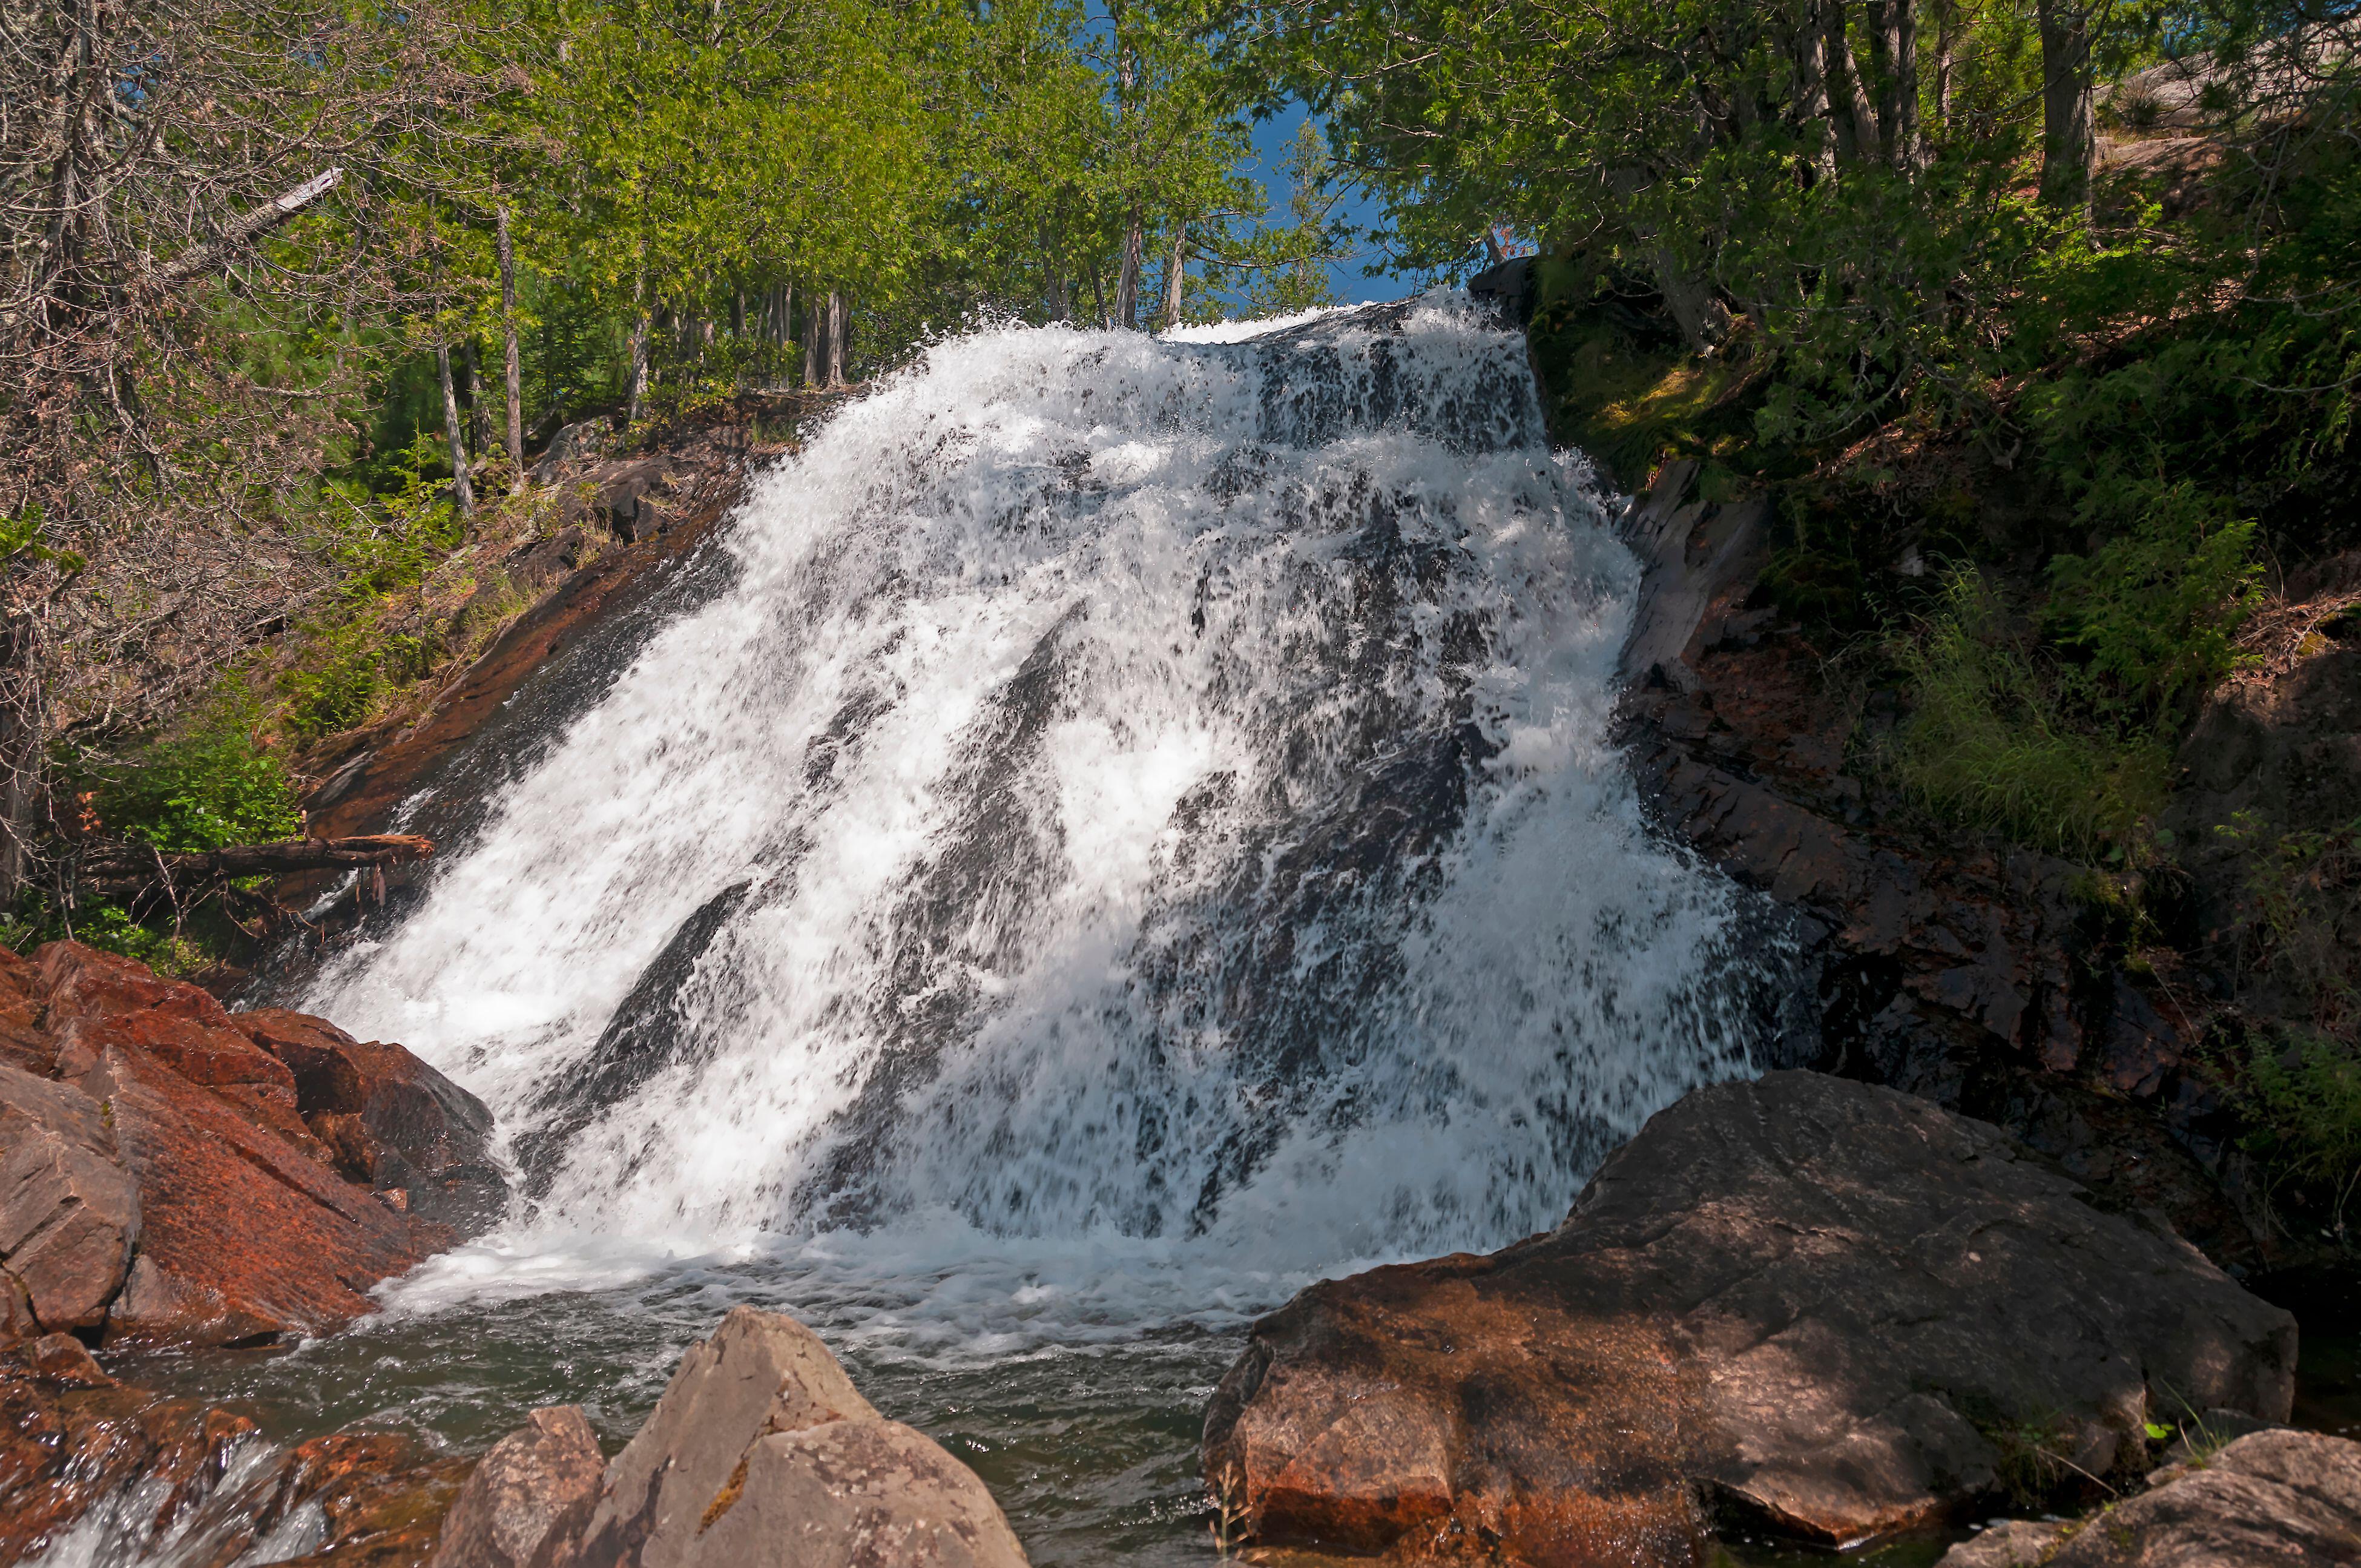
1885;572;2172;862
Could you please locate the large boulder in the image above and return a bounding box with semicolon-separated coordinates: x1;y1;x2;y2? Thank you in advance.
87;1045;444;1347
428;1406;604;1568
1202;1071;2298;1568
235;1009;507;1233
34;943;320;1153
0;1063;137;1336
561;1305;1026;1568
1937;1429;2361;1568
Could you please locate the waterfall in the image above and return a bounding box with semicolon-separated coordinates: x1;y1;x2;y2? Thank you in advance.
302;295;1768;1306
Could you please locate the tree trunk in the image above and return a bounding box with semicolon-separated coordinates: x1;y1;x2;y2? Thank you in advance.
1794;14;1838;178
1932;0;1958;131
79;833;436;900
826;292;848;387
436;341;475;517
625;311;651;424
464;340;492;458
627;261;651;424
803;295;824;388
1821;0;1881;168
1160;223;1187;328
1865;0;1920;168
1650;249;1733;355
2037;0;2093;218
1116;211;1144;331
497;205;525;487
0;613;44;908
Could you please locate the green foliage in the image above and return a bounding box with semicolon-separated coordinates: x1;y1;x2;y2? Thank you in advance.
88;690;303;855
2043;477;2261;716
2230;1032;2361;1240
282;632;390;740
1888;572;2171;860
2213;812;2361;1029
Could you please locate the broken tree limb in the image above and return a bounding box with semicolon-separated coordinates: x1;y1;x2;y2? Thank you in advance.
145;168;344;291
78;832;432;898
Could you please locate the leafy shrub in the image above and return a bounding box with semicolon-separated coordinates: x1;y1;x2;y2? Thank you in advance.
90;688;301;854
282;634;388;738
2230;1032;2361;1242
2214;814;2361;1029
1887;572;2171;860
2043;474;2261;716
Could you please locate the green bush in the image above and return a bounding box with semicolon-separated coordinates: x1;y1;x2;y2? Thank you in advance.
282;634;388;738
90;688;303;854
2043;474;2261;717
2231;1032;2361;1242
1887;572;2171;860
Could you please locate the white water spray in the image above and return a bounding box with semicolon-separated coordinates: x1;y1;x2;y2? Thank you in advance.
303;295;1764;1317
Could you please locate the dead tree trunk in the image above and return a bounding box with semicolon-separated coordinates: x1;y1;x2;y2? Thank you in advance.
0;613;44;907
436;341;475;517
497;205;524;488
803;295;825;389
826;292;847;387
79;834;435;900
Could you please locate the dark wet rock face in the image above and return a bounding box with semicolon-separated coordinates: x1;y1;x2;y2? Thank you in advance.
1613;463;2269;1269
1202;1071;2296;1568
515;880;752;1194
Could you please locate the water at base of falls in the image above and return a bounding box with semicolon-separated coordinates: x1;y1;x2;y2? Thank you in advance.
102;295;1794;1567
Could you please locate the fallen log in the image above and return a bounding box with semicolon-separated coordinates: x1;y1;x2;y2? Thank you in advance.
78;834;433;898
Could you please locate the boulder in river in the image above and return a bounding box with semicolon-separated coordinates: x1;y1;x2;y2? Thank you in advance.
1935;1428;2361;1567
91;1043;443;1347
427;1405;604;1568
237;1007;507;1233
542;1304;1028;1568
1202;1070;2298;1567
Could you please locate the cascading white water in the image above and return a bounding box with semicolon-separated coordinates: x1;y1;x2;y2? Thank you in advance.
303;294;1767;1314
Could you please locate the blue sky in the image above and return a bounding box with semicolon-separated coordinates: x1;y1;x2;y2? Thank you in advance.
1243;100;1401;306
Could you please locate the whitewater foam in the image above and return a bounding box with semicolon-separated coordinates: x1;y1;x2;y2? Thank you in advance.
305;293;1770;1328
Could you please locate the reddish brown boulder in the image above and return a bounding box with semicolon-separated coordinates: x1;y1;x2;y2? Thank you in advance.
36;938;234;1041
87;1045;444;1348
0;949;50;1076
236;1010;506;1233
0;1060;138;1336
1204;1072;2298;1568
30;941;322;1155
427;1406;603;1568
